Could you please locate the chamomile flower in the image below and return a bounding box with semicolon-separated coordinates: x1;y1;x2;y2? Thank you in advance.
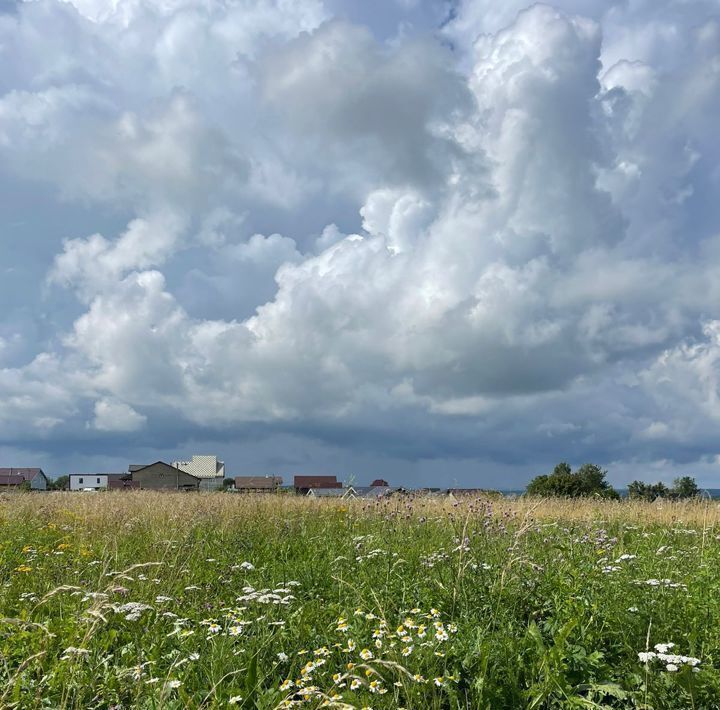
359;648;373;660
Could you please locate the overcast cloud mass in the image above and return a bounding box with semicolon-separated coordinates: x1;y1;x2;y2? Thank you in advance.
1;0;720;487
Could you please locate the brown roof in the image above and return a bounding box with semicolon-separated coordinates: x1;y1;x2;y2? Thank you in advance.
0;474;25;486
294;475;342;489
0;468;44;481
234;476;282;489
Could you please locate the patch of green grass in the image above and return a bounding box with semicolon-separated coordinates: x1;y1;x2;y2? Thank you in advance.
0;493;718;708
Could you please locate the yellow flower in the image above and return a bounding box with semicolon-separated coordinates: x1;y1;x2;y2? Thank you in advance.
15;565;32;573
56;543;71;550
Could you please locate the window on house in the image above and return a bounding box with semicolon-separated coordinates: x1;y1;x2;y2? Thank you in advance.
97;478;100;484
79;478;83;484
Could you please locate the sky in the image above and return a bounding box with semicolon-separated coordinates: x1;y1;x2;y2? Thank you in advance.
1;0;719;488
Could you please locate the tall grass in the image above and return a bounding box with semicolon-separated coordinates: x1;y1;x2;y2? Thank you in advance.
0;492;718;708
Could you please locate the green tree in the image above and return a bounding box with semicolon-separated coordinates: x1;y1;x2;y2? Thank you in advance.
627;480;670;501
671;475;699;499
51;475;70;491
526;462;618;498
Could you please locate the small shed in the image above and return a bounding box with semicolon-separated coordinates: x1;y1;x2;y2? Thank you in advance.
234;476;283;493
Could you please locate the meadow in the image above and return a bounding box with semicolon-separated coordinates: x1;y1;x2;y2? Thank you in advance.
0;493;719;709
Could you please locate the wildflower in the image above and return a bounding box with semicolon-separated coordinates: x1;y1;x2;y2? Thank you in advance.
417;625;427;638
188;653;200;661
240;561;255;571
666;663;679;672
166;679;182;689
350;679;362;690
208;623;222;634
277;652;289;662
145;678;160;685
374;639;382;649
228;696;243;705
228;626;243;636
369;680;386;694
654;643;675;653
412;674;426;683
401;646;413;656
435;628;449;642
279;679;294;691
14;565;32;573
434;676;445;687
359;648;373;660
343;639;356;652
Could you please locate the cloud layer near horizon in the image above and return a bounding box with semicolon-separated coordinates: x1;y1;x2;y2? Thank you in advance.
1;0;720;486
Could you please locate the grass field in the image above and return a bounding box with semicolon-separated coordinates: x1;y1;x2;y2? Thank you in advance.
0;492;719;709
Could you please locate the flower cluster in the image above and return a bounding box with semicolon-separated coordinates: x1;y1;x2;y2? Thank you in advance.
638;643;701;673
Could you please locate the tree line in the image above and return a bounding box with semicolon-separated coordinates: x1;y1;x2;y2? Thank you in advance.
526;462;701;500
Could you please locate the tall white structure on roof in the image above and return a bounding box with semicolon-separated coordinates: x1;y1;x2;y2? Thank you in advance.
172;455;225;490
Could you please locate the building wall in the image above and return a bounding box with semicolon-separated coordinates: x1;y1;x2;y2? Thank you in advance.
69;475;108;491
198;476;225;491
133;463;200;490
172;455;225;480
30;473;48;490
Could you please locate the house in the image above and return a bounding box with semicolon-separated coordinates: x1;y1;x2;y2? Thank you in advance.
233;476;283;493
294;475;343;495
371;479;389;487
0;468;48;490
69;473;135;491
353;485;402;499
307;487;356;499
130;462;201;491
172;455;225;491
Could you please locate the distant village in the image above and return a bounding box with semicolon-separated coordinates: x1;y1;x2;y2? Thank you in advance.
0;455;489;499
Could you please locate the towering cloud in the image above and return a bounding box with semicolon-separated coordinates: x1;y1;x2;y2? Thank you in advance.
1;0;718;484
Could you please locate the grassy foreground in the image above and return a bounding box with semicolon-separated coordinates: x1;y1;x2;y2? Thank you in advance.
0;493;719;709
